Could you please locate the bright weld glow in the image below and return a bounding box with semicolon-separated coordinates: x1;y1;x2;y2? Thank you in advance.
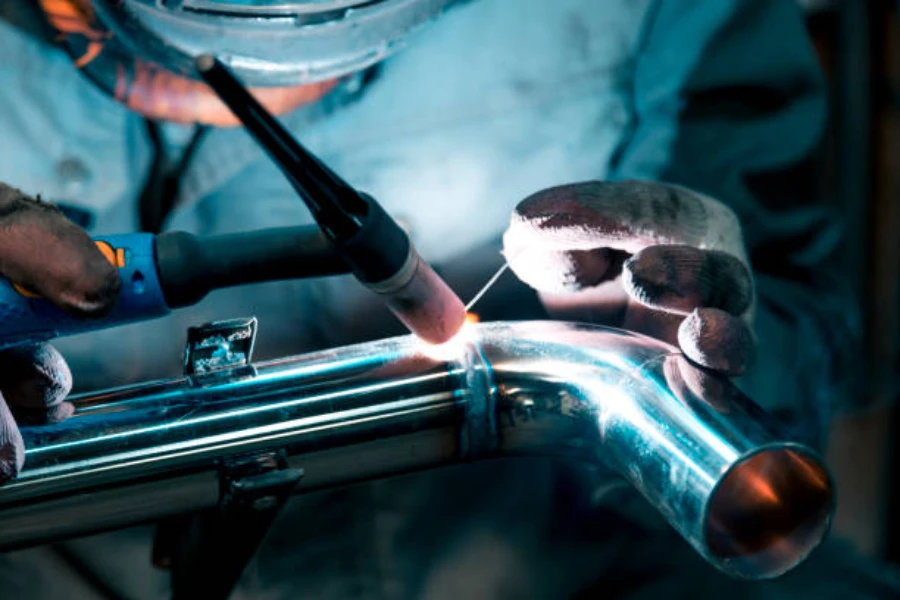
418;313;480;361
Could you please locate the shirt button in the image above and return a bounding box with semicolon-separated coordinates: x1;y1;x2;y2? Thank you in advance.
55;157;92;196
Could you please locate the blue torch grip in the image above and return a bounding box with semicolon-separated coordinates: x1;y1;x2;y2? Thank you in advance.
0;233;170;350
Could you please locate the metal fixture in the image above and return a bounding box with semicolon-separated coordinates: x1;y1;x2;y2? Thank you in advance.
183;317;258;375
2;321;833;580
87;0;455;86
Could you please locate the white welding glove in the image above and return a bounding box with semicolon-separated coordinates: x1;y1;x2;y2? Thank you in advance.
0;183;119;483
503;180;755;376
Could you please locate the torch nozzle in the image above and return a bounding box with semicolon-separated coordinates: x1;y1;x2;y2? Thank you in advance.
367;248;467;345
195;54;467;344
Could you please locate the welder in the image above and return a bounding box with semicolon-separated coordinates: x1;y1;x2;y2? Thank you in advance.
0;0;895;598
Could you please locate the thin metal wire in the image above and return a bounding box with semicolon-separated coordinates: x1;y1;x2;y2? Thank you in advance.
465;261;510;312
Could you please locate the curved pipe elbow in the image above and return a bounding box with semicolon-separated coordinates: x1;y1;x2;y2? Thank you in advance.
472;322;833;580
2;321;832;580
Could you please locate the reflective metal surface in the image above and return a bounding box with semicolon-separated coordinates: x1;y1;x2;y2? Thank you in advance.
89;0;454;85
0;321;833;579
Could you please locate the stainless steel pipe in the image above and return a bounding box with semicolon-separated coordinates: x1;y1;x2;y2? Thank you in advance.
0;321;833;579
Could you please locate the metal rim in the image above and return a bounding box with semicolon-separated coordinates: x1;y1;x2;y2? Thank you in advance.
87;0;452;85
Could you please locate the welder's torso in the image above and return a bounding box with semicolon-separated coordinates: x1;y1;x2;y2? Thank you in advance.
0;1;675;598
0;0;652;385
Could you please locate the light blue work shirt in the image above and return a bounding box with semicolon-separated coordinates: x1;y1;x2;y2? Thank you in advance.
0;1;865;598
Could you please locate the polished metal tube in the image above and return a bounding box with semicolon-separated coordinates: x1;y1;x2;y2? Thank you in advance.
0;321;833;579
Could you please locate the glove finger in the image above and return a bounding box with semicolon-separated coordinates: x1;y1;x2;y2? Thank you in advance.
12;402;75;426
506;246;628;293
0;183;119;318
537;282;631;327
663;355;734;413
0;344;73;425
620;298;683;345
0;394;25;484
677;308;755;376
503;181;743;257
623;245;752;317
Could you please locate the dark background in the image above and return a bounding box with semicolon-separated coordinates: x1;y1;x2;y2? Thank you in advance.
801;0;900;563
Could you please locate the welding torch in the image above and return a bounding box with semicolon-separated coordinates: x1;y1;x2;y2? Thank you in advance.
0;58;465;350
193;55;466;345
0;226;351;350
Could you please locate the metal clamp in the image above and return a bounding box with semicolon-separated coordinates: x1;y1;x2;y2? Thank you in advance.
218;452;304;513
164;317;301;599
183;317;257;376
168;451;304;600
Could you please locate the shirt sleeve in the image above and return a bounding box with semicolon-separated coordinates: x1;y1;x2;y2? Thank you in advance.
607;0;860;446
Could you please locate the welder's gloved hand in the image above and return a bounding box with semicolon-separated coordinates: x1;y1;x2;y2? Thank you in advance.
503;180;755;376
0;183;120;484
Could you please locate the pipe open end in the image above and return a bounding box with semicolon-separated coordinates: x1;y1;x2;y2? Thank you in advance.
704;447;834;579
